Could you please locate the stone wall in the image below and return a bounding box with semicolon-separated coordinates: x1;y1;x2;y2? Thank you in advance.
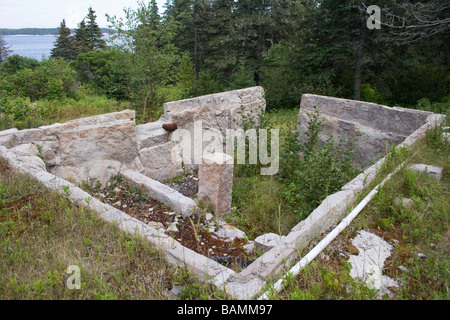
136;86;266;177
0;87;266;184
298;94;433;168
0;90;444;300
0;110;139;186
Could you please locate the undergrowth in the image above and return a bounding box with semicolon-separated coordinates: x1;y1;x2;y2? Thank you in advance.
229;107;359;238
271;123;449;300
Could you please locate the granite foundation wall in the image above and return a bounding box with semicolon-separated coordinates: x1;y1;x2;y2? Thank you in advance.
0;91;443;300
298;94;433;168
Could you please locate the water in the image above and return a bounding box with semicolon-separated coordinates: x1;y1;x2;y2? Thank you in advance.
3;35;57;60
3;34;117;60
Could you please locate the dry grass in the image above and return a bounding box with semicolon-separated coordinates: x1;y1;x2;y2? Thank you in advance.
0;158;221;300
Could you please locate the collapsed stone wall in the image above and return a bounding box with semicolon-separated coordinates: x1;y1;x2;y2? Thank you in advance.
298;94;433;168
136;86;266;179
0;86;266;185
0;90;444;300
0;110;140;186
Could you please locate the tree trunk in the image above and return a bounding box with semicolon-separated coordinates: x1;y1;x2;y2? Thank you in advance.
194;25;199;75
354;19;366;101
255;24;264;85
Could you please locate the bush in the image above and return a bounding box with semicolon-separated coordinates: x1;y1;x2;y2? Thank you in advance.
0;57;79;101
361;83;384;104
0;54;40;75
0;96;33;121
416;97;450;115
71;49;132;100
280;107;358;220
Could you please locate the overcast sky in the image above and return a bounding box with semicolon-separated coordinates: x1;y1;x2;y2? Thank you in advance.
0;0;167;29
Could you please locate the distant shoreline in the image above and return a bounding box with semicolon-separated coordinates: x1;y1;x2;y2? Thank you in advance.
0;28;116;36
4;34;56;37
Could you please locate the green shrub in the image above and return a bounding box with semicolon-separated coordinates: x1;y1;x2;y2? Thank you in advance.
71;49;132;100
425;124;449;153
280;107;358;220
416;97;450;115
361;83;384;104
0;113;14;131
0;96;33;121
0;57;78;101
0;54;40;75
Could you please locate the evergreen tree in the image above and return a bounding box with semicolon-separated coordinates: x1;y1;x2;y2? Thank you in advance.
231;60;255;90
51;19;74;60
0;34;11;64
73;19;90;56
232;0;304;85
85;7;106;50
166;0;211;75
204;0;236;76
298;0;373;100
72;7;105;58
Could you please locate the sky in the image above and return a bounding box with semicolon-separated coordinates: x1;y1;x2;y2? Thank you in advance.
0;0;167;29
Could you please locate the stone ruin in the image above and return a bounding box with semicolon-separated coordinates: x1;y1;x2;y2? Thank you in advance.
0;86;265;186
0;86;265;217
298;94;435;169
0;88;445;299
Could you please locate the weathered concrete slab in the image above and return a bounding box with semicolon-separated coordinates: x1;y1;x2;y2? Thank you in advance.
138;142;184;182
254;233;285;253
136;120;170;150
165;87;266;170
300;94;431;136
0;128;18;146
224;275;266;300
1;110;139;186
213;222;247;242
348;230;398;297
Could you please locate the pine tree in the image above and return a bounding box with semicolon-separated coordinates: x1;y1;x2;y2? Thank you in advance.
203;0;236;76
231;60;255;90
0;34;11;64
73;19;90;56
51;19;74;60
166;0;211;75
85;7;105;50
301;0;372;100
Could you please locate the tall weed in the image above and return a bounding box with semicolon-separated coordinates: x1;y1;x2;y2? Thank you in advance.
280;107;358;220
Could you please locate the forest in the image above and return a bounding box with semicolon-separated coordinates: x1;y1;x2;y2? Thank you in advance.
0;0;449;129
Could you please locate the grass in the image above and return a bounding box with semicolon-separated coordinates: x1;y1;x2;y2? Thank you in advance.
0;157;225;300
0;94;130;131
229;175;296;240
268;126;449;300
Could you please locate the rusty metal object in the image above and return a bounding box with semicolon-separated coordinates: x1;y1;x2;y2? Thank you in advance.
162;123;178;132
